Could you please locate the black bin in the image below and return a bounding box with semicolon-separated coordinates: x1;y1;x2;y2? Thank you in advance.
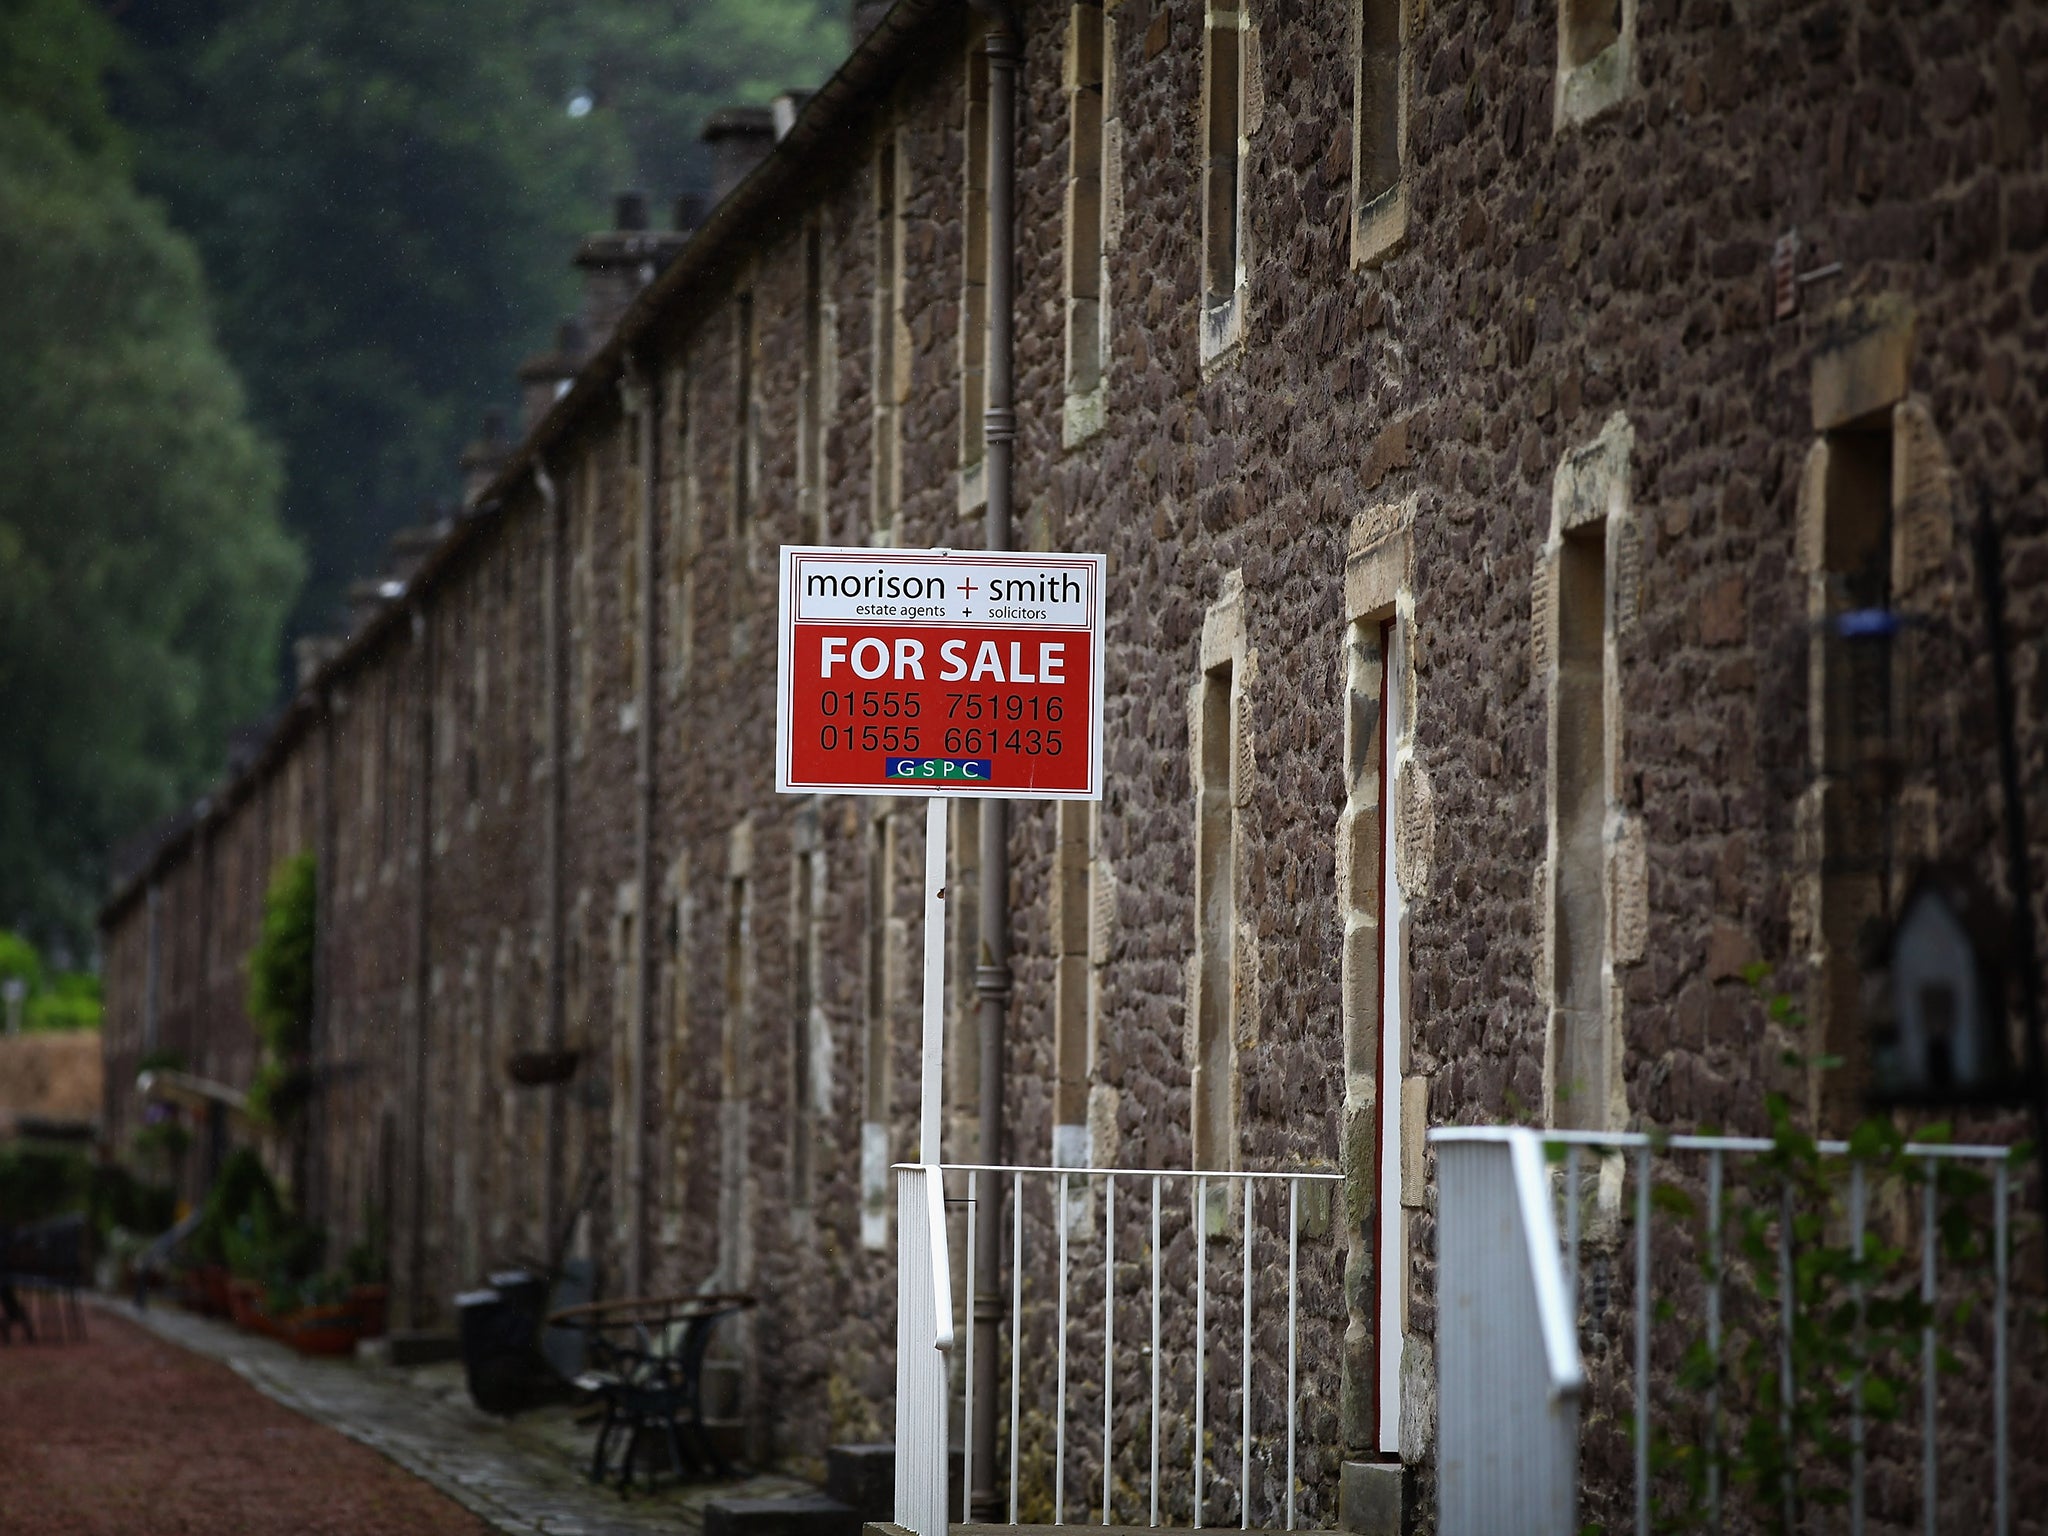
456;1280;543;1414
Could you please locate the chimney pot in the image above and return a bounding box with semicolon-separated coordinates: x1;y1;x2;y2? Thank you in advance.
700;106;776;205
614;190;649;231
772;90;813;140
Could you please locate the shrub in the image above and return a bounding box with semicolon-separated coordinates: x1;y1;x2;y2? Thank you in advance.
0;1144;88;1223
247;853;316;1059
0;929;102;1032
27;970;101;1032
87;1161;174;1239
192;1146;280;1264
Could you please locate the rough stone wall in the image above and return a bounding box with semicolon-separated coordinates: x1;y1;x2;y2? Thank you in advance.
101;0;2048;1522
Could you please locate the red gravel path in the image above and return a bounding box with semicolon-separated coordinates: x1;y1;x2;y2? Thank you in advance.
0;1308;496;1535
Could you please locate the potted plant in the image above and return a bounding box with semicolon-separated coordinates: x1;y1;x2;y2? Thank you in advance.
341;1239;389;1338
284;1272;363;1357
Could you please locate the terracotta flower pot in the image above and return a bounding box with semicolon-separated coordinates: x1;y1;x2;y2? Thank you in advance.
288;1304;363;1358
201;1264;234;1318
226;1278;266;1332
347;1283;388;1339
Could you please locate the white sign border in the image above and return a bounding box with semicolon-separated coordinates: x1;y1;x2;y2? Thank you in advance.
775;545;1106;801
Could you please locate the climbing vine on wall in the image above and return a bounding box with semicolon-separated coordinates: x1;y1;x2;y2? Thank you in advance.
246;852;315;1128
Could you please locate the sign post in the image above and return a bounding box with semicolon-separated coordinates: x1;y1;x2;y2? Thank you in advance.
776;545;1106;1156
777;546;1104;1523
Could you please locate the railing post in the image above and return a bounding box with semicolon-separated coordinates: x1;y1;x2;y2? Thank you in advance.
1434;1129;1583;1536
896;1164;954;1536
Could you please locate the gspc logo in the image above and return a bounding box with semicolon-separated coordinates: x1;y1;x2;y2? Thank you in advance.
887;758;992;782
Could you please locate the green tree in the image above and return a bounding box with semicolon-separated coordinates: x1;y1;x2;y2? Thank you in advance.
111;0;846;648
0;0;300;945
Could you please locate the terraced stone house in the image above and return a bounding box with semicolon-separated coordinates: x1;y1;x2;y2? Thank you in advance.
102;1;2047;1529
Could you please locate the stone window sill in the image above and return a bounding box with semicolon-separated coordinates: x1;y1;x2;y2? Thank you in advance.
1556;37;1631;130
1062;384;1106;450
1199;290;1246;371
1353;182;1410;270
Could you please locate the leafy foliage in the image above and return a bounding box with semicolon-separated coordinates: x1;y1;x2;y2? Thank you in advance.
0;0;299;945
191;1145;279;1265
247;853;315;1060
131;1114;193;1175
0;929;103;1031
1593;966;2010;1535
0;1143;173;1236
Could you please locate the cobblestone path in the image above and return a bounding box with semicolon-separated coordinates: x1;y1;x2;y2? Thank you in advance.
0;1305;496;1535
16;1302;807;1536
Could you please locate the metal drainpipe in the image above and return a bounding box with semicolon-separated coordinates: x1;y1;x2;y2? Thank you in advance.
407;603;435;1327
309;705;334;1223
630;361;661;1295
143;882;161;1054
535;461;568;1265
972;8;1020;1520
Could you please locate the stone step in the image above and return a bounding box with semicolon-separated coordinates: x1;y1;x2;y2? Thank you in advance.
705;1493;862;1536
827;1441;964;1522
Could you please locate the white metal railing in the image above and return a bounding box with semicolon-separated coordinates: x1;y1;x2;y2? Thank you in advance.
1432;1126;2023;1536
920;1162;1342;1532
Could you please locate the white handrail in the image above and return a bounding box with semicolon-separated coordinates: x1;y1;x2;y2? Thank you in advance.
894;1162;952;1536
924;1162;953;1351
1512;1131;1585;1399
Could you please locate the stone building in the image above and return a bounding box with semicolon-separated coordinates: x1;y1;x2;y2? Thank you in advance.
102;0;2046;1528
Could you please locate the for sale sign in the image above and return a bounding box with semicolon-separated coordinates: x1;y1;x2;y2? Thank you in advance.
776;547;1105;799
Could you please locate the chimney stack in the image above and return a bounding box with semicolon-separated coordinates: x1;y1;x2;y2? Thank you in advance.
458;410;508;508
701;107;775;206
517;319;587;434
850;0;891;45
294;635;343;689
573;190;689;346
772;90;813;140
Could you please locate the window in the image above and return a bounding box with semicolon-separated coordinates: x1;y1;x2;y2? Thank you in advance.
790;843;820;1211
500;541;523;789
1811;416;1895;1117
722;870;749;1103
733;293;757;553
961;43;989;506
571;455;596;757
799;225;826;544
1051;803;1094;1165
719;848;751;1279
1063;2;1108;439
947;801;981;1129
1199;3;1246;361
1542;415;1636;1136
1555;0;1635;129
611;889;640;1279
872;136;905;545
376;674;394;868
664;362;696;694
1192;659;1236;1172
1550;524;1609;1129
861;810;895;1248
661;854;691;1212
1352;0;1408;265
622;411;644;730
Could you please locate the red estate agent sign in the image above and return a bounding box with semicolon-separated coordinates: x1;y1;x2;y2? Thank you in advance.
776;546;1105;799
